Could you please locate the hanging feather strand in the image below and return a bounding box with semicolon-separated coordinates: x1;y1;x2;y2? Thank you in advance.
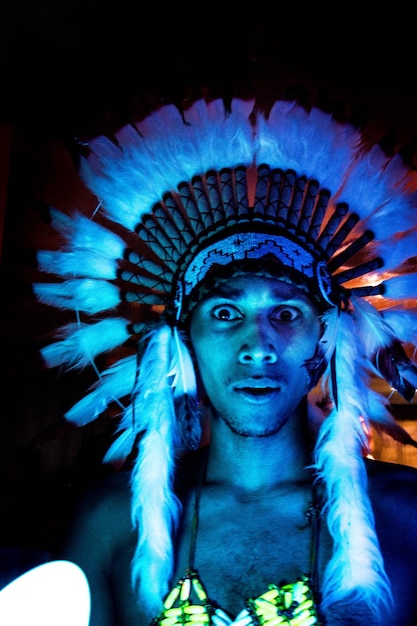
315;312;393;619
128;325;184;615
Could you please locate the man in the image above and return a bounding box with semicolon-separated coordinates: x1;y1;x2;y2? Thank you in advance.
33;97;417;624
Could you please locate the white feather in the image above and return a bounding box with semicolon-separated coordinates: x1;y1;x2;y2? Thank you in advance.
168;328;197;398
381;307;417;345
133;326;174;402
128;326;181;613
49;208;126;257
131;426;180;615
382;274;417;301
40;318;130;369
255;102;360;199
315;311;393;618
33;279;120;314
103;325;197;467
103;428;137;467
373;228;417;271
352;296;417;399
81;99;255;230
65;355;137;426
351;296;396;356
342;149;415;235
37;249;118;279
168;327;201;450
318;306;340;363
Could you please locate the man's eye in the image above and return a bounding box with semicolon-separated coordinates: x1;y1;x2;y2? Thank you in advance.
212;305;241;321
273;306;300;322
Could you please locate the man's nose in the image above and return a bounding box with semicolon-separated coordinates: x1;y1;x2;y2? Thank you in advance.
238;323;278;364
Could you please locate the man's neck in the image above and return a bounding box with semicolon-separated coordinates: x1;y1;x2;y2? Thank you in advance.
206;403;314;493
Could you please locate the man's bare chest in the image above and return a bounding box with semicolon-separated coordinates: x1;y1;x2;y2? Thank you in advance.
172;483;331;618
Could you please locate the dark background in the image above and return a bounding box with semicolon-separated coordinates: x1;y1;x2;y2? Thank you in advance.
1;0;417;586
2;1;417;138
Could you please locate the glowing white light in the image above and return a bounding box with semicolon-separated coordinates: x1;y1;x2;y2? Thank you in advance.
0;560;90;626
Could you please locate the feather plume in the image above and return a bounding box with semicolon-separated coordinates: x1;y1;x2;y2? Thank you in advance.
126;325;181;614
305;306;339;388
65;355;137;426
371;420;417;448
352;296;417;401
372;228;417;271
102;428;138;468
361;386;417;447
168;328;197;398
255;101;359;196
104;325;197;465
37;249;118;279
315;311;393;618
131;326;175;405
33;279;120;314
369;407;417;448
375;343;416;402
352;296;397;355
381;274;417;301
169;328;201;449
40;318;130;369
81;99;255;232
131;427;180;616
49;208;126;258
381;307;417;344
342;149;415;235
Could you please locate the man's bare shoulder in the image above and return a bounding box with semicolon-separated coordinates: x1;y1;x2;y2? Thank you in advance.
364;457;417;621
365;456;417;493
65;470;133;544
365;457;417;533
87;471;131;503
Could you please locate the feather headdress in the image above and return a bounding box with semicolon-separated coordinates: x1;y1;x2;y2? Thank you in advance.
33;97;417;617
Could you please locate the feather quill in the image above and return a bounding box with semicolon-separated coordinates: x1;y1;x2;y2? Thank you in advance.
169;327;200;449
168;328;197;397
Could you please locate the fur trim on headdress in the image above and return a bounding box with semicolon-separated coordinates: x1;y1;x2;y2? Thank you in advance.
314;311;393;618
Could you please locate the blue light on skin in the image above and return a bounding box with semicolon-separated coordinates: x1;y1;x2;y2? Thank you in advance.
189;274;322;440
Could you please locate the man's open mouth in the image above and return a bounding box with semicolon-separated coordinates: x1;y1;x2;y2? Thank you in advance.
234;382;281;403
240;387;275;396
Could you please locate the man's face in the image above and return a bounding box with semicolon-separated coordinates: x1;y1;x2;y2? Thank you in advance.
189;274;322;437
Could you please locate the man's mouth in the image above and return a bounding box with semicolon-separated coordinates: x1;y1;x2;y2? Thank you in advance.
239;387;275;396
233;379;281;402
